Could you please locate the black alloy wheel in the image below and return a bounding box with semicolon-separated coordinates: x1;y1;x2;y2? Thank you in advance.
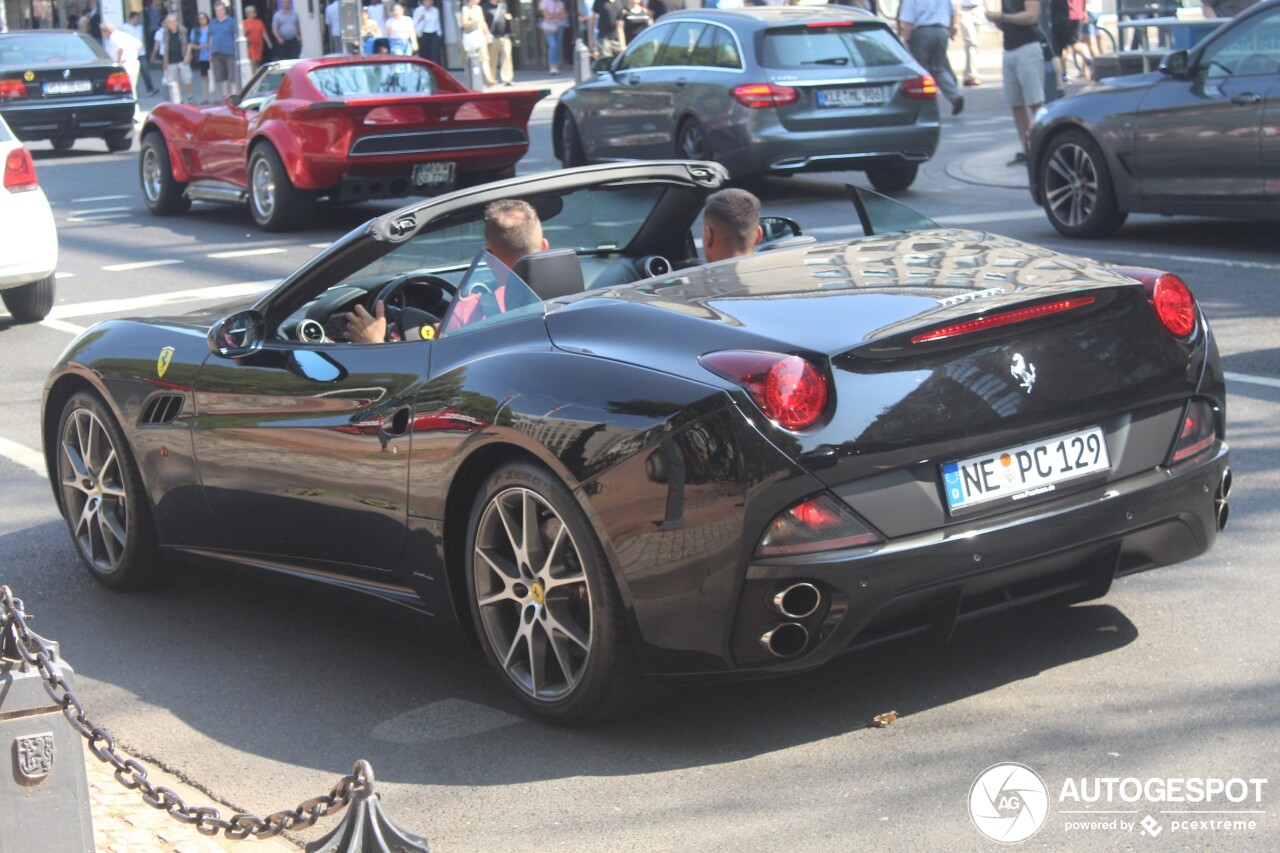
676;118;712;161
560;112;586;168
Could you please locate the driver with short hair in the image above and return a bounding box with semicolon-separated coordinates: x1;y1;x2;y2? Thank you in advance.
345;199;549;343
702;188;762;263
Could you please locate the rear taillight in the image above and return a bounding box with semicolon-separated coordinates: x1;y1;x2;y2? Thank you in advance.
1113;268;1197;338
902;75;937;99
756;493;880;557
0;78;28;100
910;297;1096;344
106;72;132;94
3;147;39;193
700;350;829;431
1169;399;1216;464
732;83;798;109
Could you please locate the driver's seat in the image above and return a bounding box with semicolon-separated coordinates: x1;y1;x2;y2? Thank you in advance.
512;249;584;302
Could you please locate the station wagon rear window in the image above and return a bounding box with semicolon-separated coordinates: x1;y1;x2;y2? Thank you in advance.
759;24;907;70
309;63;438;98
0;32;107;65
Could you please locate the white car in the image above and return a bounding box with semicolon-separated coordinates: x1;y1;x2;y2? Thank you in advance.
0;114;57;323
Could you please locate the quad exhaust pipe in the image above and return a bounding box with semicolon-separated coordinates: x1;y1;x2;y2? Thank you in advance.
1215;467;1232;532
771;582;821;619
759;622;810;658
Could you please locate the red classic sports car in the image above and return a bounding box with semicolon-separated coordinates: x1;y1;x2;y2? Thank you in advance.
138;56;545;231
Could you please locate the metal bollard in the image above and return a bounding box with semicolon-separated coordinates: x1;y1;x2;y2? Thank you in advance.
0;625;94;853
166;78;182;104
466;52;487;91
573;39;593;85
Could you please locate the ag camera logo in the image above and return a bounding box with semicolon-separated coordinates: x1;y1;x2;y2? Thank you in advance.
969;763;1050;843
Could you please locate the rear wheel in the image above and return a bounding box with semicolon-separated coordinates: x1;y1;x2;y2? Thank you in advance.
140;132;191;215
676;117;712;161
1040;129;1126;238
560;112;585;168
55;392;163;589
865;160;919;193
104;130;132;153
50;138;74;151
248;144;314;231
466;461;647;723
2;274;55;323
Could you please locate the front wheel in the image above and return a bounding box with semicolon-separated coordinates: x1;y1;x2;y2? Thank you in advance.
248;145;314;232
2;275;55;323
140;132;191;215
55;392;163;589
676;117;712;161
865;160;919;193
1039;129;1126;238
466;461;647;723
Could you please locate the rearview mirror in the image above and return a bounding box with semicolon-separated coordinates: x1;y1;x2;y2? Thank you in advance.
760;216;802;243
208;310;265;358
1159;49;1189;78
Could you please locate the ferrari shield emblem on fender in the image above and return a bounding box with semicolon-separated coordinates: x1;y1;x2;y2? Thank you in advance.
1011;353;1036;393
157;346;175;378
14;733;54;782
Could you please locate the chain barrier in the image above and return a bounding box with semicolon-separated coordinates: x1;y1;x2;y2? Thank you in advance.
1;585;368;841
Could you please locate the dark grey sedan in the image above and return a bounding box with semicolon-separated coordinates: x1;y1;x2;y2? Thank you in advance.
554;7;940;192
1028;0;1280;237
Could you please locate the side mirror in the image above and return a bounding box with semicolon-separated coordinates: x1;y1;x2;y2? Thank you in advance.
208;310;265;358
759;216;802;243
1159;49;1189;78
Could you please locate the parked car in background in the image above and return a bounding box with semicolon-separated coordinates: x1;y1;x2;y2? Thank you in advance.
0;29;136;153
0;114;57;324
139;56;546;231
554;6;940;191
43;161;1229;722
1028;0;1280;237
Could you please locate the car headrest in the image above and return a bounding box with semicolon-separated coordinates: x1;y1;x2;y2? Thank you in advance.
511;249;585;302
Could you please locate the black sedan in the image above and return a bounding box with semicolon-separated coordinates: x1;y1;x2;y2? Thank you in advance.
1028;0;1280;237
555;7;939;192
0;29;136;152
41;162;1230;722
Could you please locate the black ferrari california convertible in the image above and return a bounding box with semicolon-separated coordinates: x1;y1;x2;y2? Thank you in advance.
42;161;1231;722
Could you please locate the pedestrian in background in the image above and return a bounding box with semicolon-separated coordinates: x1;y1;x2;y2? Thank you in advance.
898;0;965;115
415;0;445;64
158;14;193;103
957;0;982;85
208;2;238;99
385;4;418;55
123;12;159;95
273;0;304;59
100;22;143;98
590;0;626;58
483;0;516;86
325;0;343;52
986;0;1043;165
539;0;568;74
243;6;272;72
187;12;211;104
623;0;651;43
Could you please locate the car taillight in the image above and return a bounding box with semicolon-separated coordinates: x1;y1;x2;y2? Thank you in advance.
1112;268;1197;338
756;493;880;557
0;78;28;100
902;76;937;99
732;83;798;109
1169;399;1216;464
699;350;828;431
106;72;132;94
3;147;39;193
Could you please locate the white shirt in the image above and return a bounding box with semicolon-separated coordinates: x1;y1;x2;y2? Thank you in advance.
325;0;341;33
413;5;442;35
107;28;144;64
899;0;955;29
121;21;147;56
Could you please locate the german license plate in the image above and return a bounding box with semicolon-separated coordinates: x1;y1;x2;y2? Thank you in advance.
413;161;455;188
817;86;885;107
44;80;93;95
941;426;1110;512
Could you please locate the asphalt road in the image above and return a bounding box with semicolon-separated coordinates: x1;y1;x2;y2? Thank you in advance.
2;81;1277;851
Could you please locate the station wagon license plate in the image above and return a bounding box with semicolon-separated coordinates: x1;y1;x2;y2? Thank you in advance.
817;86;885;107
941;426;1110;512
44;80;93;95
413;161;455;188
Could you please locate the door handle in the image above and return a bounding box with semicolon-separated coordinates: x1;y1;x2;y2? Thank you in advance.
674;78;686;88
1232;93;1261;106
380;406;411;438
625;75;640;86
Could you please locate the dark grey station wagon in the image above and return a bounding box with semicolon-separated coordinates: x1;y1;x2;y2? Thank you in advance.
553;6;940;192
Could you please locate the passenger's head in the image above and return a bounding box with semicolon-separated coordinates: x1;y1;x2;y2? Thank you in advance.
702;188;762;263
483;199;549;269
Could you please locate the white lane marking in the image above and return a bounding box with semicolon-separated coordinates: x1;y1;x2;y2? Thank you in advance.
207;248;288;259
70;206;132;216
1091;250;1280;273
102;259;184;272
0;436;47;479
66;213;132;222
370;699;521;743
308;242;331;249
40;318;88;335
1226;371;1280;390
55;272;75;279
48;279;276;320
70;194;129;203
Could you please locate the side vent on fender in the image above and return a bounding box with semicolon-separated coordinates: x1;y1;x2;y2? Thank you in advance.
140;394;184;426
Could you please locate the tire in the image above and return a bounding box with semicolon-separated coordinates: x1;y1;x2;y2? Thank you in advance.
248;144;314;232
865;160;919;193
1039;129;1127;238
676;117;712;161
51;138;74;151
2;274;55;323
465;461;647;723
55;392;163;589
139;132;191;215
105;130;132;153
560;111;586;168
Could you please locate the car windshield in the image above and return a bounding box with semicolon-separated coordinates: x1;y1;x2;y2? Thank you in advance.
759;24;906;70
309;62;437;98
0;32;108;65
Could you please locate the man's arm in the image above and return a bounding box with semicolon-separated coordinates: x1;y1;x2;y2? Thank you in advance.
345;302;387;344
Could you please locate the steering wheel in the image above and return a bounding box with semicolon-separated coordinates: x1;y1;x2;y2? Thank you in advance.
369;272;457;342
